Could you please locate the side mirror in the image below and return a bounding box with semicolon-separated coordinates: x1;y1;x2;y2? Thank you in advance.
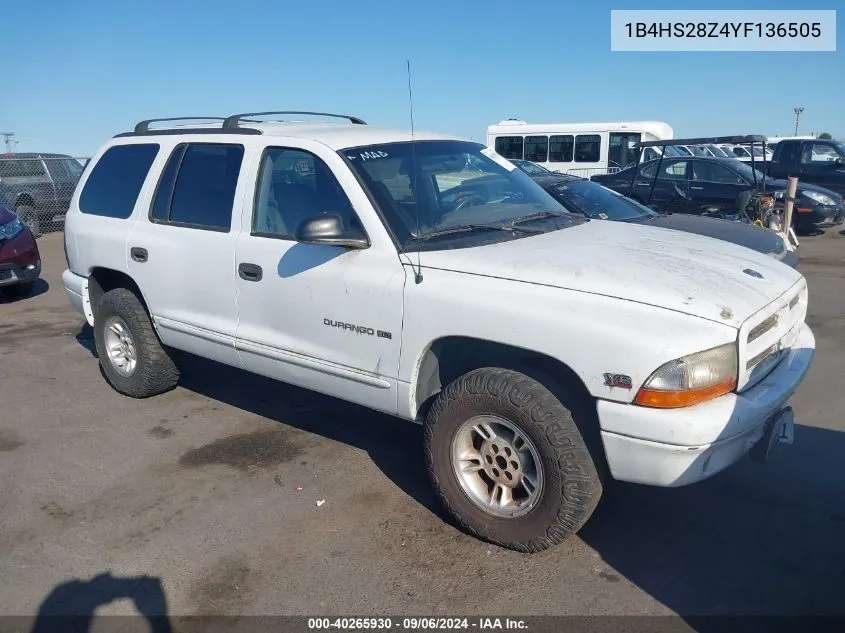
295;213;369;250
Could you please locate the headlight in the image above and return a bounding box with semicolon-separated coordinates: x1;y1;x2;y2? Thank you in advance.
0;217;25;240
635;343;738;408
802;190;835;205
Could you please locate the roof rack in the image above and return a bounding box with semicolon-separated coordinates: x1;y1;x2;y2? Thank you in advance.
222;111;367;129
133;117;229;134
638;134;767;148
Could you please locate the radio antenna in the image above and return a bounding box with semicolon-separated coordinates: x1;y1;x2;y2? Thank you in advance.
407;59;423;284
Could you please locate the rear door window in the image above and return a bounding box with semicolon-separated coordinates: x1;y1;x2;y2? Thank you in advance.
151;143;244;231
641;160;688;180
79;144;160;218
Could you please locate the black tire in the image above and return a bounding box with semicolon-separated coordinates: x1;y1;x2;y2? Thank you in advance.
3;281;36;298
424;367;603;553
93;288;179;398
16;205;42;238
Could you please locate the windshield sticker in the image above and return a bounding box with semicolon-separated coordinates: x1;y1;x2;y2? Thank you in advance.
598;213;609;220
359;150;389;161
481;147;516;171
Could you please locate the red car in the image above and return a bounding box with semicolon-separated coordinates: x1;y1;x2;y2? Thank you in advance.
0;203;41;298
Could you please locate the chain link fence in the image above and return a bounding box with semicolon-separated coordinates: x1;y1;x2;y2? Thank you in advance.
0;155;89;237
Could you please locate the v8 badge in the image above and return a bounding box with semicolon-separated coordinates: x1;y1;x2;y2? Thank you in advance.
603;373;633;389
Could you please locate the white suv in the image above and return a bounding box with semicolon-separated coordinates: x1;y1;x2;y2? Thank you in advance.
62;112;815;552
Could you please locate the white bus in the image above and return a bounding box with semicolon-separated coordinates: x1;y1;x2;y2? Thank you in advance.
486;119;674;178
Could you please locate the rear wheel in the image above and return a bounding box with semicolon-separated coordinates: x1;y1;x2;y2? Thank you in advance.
16;205;41;238
93;288;179;398
424;367;603;553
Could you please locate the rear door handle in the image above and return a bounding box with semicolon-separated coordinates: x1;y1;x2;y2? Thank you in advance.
690;186;704;190
238;263;263;282
130;247;148;262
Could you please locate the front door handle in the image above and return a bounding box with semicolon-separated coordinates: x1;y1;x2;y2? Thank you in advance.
130;247;148;262
238;262;263;282
690;186;704;190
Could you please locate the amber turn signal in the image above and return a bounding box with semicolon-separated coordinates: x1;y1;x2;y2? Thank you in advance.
634;377;737;409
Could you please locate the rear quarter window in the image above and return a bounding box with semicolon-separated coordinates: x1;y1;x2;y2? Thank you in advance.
79;144;160;218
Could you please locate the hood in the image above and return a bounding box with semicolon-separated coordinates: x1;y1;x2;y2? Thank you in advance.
642;214;785;256
531;174;578;187
419;220;802;329
0;203;15;224
761;177;842;200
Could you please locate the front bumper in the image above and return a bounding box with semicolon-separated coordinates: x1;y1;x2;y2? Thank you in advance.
0;229;41;287
796;203;844;227
0;260;40;287
597;323;815;487
62;269;93;325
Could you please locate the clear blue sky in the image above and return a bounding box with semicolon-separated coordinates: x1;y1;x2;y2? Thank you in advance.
4;0;842;156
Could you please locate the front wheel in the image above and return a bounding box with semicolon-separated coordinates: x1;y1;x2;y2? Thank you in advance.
424;368;603;553
93;288;179;398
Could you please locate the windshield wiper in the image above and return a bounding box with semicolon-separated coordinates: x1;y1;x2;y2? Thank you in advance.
413;223;543;243
504;210;573;228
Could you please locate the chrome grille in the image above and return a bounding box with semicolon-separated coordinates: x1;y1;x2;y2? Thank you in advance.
737;279;807;392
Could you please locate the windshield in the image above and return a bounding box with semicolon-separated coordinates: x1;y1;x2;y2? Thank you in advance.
730;161;767;183
342;141;580;249
550;180;657;221
833;142;845;158
512;159;553;175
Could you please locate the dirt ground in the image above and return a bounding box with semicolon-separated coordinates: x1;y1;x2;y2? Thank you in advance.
1;228;843;622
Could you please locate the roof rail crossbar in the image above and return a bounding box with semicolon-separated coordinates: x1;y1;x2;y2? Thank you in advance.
637;134;767;148
133;117;227;134
222;111;367;129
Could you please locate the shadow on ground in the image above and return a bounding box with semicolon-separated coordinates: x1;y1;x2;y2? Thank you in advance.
30;572;172;633
0;278;49;303
172;351;441;516
72;331;845;623
580;423;845;623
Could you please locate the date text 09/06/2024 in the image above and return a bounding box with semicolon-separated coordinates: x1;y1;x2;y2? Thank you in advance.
307;617;528;630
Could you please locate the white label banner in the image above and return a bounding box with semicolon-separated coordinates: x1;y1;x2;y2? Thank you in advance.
611;10;836;52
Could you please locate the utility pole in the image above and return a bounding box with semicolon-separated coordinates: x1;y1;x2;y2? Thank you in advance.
793;107;804;136
1;132;18;153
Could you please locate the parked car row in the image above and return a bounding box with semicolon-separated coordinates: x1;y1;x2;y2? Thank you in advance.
0;153;86;237
591;155;844;231
0;203;41;298
509;159;798;268
59;111;814;554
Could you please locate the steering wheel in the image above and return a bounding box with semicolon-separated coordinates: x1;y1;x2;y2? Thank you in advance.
453;194;486;213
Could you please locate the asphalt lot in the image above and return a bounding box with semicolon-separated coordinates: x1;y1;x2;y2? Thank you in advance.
1;229;844;622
